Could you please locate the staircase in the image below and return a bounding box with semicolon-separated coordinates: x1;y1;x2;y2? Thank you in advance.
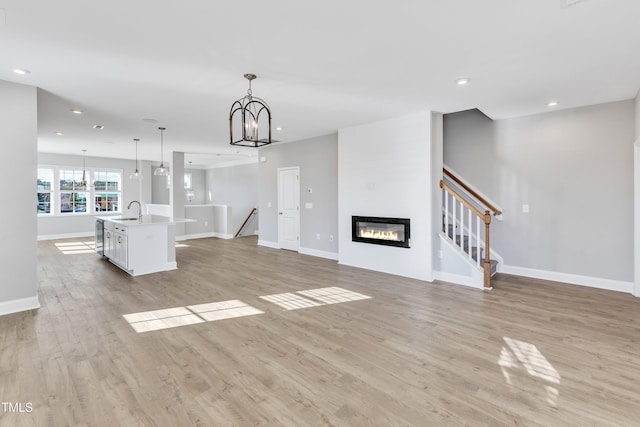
440;168;502;289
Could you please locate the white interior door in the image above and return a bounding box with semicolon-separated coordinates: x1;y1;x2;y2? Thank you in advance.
278;167;300;251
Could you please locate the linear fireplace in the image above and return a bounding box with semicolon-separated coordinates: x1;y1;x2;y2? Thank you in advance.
352;216;411;248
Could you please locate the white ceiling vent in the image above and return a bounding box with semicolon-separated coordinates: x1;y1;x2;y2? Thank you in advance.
561;0;588;8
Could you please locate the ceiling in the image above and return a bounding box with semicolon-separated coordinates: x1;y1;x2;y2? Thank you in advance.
1;0;639;167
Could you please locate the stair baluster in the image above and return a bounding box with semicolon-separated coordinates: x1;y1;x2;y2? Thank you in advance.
440;180;493;289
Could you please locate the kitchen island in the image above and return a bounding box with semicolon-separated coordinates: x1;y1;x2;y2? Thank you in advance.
97;215;188;276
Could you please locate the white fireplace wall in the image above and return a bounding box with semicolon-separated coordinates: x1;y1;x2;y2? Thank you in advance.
338;111;433;281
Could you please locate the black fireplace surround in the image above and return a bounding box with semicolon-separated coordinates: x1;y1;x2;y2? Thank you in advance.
352;216;411;248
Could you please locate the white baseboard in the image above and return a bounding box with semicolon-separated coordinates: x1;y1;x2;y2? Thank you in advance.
38;232;94;241
433;271;484;290
501;265;633;294
214;232;234;240
299;247;339;261
0;295;40;316
182;232;216;240
258;240;280;249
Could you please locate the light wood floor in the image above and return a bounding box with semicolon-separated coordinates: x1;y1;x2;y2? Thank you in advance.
1;236;640;426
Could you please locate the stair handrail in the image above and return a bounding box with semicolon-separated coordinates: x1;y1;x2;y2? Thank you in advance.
443;168;502;216
235;207;257;238
440;180;492;289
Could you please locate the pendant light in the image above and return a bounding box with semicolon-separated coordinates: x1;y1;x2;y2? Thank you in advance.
154;127;169;176
229;73;272;147
78;149;88;189
130;138;143;180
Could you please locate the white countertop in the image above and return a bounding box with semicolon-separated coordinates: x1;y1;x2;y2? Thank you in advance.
98;215;195;227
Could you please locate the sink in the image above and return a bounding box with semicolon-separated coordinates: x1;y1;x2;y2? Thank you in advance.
119;217;140;221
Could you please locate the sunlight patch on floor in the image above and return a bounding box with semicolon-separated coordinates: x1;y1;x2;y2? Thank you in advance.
261;287;372;310
259;293;324;310
187;300;264;321
297;287;372;304
55;241;96;255
498;336;561;407
123;300;263;333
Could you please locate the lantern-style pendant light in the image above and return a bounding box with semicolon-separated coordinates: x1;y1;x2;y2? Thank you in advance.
229;73;272;147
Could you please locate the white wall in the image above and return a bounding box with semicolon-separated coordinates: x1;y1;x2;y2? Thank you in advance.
445;101;634;290
338;112;433;281
258;134;338;257
0;80;39;314
37;153;153;238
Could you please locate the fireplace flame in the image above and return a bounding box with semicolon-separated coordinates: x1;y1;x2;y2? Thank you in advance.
359;229;399;241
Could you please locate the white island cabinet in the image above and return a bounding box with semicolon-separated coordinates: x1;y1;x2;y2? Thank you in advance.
98;215;184;276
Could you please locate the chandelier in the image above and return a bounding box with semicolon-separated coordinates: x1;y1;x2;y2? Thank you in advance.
229;73;272;147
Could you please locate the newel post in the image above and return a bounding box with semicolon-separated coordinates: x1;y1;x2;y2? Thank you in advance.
483;210;492;289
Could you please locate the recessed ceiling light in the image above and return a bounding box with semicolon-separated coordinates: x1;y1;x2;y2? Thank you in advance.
93;125;104;130
71;109;83;115
143;118;159;123
55;132;64;136
13;68;30;75
455;78;470;85
276;127;283;131
547;101;559;107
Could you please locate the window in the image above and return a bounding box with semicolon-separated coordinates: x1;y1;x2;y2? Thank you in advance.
37;168;54;215
59;169;89;213
184;173;192;189
94;170;122;212
37;166;123;215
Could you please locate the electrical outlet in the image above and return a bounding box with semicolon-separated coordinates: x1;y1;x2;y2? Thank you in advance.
329;235;334;242
204;221;208;226
316;233;320;240
522;204;530;213
438;250;443;259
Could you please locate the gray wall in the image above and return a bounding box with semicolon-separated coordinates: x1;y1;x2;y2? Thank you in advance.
152;163;205;205
187;168;206;205
636;89;640;139
206;162;259;236
37;153;153;237
171;152;186;236
0;80;38;305
258;134;338;254
151;164;170;204
444;101;635;281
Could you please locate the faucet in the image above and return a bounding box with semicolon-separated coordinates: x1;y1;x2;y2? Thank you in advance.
127;200;142;221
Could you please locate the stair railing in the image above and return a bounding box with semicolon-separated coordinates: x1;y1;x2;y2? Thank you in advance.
235;207;257;238
443;168;502;216
440;180;492;289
